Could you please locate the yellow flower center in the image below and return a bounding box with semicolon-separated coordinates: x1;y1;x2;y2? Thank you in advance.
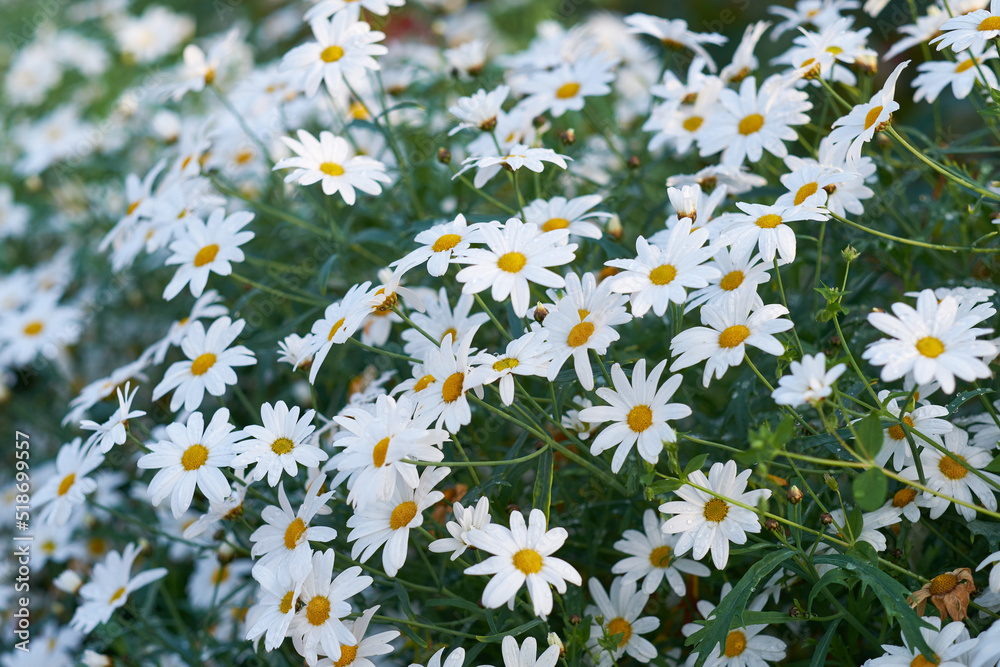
190;352;216;376
649;264;677;286
683;116;704;132
440;327;457;343
432;233;462;252
284;517;307;550
127;200;141;216
542;217;570;232
279;590;295;614
390;500;418;530
864;105;884;131
497;251;527;273
194;244;219;267
938;454;968;480
720;270;745;291
607;617;632;647
334;644;359;667
928;573;959;595
271;437;295;455
442;372;465;403
181;444;209;471
979;16;1000;31
915;336;945;358
321;45;344;62
328;317;346;341
567;322;595;348
892;488;918;507
306;595;331;625
108;587;127;605
649;544;672;568
794;182;819;206
826;46;844;55
320;162;345;177
512;548;543;574
756;214;783;229
910;654;940;667
724;630;747;657
58;473;76;496
956;58;977;73
738;113;764;135
888;415;914;441
627;404;653;433
556;82;581;99
413;374;435;392
372;437;390;467
718;324;751;349
703;498;730;523
493;357;520;372
23;321;44;336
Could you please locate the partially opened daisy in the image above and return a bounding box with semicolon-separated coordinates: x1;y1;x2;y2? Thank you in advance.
585;577;659;667
152;316;257;413
274;130;391;205
162;208;255;300
250;477;336;583
34;438;104;526
429;496;493;561
670;290;793;387
522;194;611;240
771;353;847;408
863;288;997;394
720;202;826;265
660;460;772;570
913;46;998;102
465;508;582;618
454;218;577;318
578;359;690;473
231;400;327;486
456;144;570;189
307;281;375;384
828;60;910;163
137;408;240;519
393;214;484;277
80;381;145;453
281;14;387;97
624;14;727;71
932;0;1000;52
69;543;167;634
612;508;710;596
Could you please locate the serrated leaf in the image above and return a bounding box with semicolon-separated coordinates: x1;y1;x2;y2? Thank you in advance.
856;414;884;460
853;468;887;512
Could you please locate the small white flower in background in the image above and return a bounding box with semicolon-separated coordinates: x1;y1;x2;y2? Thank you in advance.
144;289;229;365
137;408;240;519
774;165;856;214
444;38;490;78
411;647;467;667
170;28;241;100
250;477;336;583
449;85;510;134
578;359;690;473
681;583;787;666
152;316;257;413
660;460;772;570
863;288;997;394
429;496;493;561
183;467;250;539
863;616;975;667
465;508;582;618
825;505;902;553
275;130;391;205
306;281;375;384
902;427;1000;521
979;550;1000;593
932;0;1000;52
827;60;909;163
278;333;316;370
0;292;83;368
563;395;598;440
585;577;659;667
394;214;485;278
612;509;710;596
69;543;167;634
34;438;103;526
771;353;846;408
871;389;952;472
624;14;727;72
186;552;253;610
515;54;616;118
162;208;255;301
720;20;770;83
305;0;404;22
80;381;145;453
522;194;611;241
281;14;387;97
720;201;825;266
473;330;551;406
456;144;570;189
244;562;304;652
231;400;327;487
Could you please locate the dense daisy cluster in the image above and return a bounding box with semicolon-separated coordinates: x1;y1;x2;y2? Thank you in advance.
10;0;1000;665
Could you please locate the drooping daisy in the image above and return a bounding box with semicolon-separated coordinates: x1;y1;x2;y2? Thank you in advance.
681;583;787;666
454;218;577;318
827;60;910;163
307;281;375;385
183;468;250;539
624;14;727;72
429;496;493;561
871;389;952;471
152;316;257;413
137;408;240;519
685;245;771;313
162;208;255;301
232;400;327;486
34;438;104;527
274;130;391;205
670;290;793;387
719;202;826;265
863;616;975;667
771;353;846;408
473;330;551;406
604;222;720;317
612;509;710;596
863;288;997;394
578;360;690;473
313;605;399;667
346;467;449;577
660;460;772;570
932;0;1000;52
465;508;582;619
69;543;168;634
250;478;337;583
585;577;658;667
456;144;570;189
289;549;373;666
244;562;303;651
281;14;387;98
522;194;611;241
79;381;146;453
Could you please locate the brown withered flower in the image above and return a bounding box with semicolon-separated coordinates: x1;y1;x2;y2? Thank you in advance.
908;568;976;622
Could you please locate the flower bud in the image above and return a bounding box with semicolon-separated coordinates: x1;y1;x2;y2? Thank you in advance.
607;214;623;240
764;518;780;532
786;486;803;505
820;512;833;526
547;633;566;658
82;651;113;667
533;303;549;324
54;569;83;594
437;147;452;164
217;541;236;565
560;128;576;145
627;155;641;170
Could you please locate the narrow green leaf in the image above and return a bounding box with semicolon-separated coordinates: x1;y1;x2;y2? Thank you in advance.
477;619;543;642
809;618;842;667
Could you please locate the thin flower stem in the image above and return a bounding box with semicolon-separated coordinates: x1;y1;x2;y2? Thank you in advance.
772;259;804;355
887;125;1000;202
229;272;328;306
450;432;481;486
401;443;550;468
745;355;818;435
830;210;1000;253
474;293;514;341
347;336;417;363
450;168;518;215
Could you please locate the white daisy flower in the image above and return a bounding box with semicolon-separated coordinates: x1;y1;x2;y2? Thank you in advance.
410;646;468;667
244;562;304;651
774;165;856;213
34;438;103;527
394;214;485;278
515;54;616;118
863;616;975;667
307;281;376;384
152;316;257;413
232;401;327;487
69;543;167;634
585;577;659;667
971;619;1000;667
346;467;449;577
578;359;691;473
137;408;240;519
886;485;922;523
612;509;710;596
0;292;82;368
162;208;255;301
913;46;998;102
465;508;582;619
429;496;493;561
771;353;846;408
250;477;337;583
305;0;404;22
826;505;902;552
863;288;997;394
681;582;787;666
522;194;611;241
456;144;570;189
605;222;720;317
624;14;727;71
455;218;577;318
314;605;399;667
278;333;316;370
932;0;1000;52
827;60;910;163
979;550;1000;593
644;75;723;155
871;389;952;471
902;427;1000;521
670;290;793;387
144;289;229;365
563;395;598;441
719;202;826;266
685;245;771;313
449;86;510;134
401;289;489;361
472;330;551;406
289;549;373;666
183;468;250;539
80;381;145;453
281;14;387;98
170;28;241;100
274;130;391;205
412;332;493;433
660;460;772;570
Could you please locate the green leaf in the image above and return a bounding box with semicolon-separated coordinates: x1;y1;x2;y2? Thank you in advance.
476;619;543;642
684;453;709;477
855;414;884;460
533;447;554;521
847;506;865;544
646;477;683;498
687;549;796;667
425;598;485;614
968;520;1000;550
809;618;842;667
947;388;994;416
853;468;887;512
